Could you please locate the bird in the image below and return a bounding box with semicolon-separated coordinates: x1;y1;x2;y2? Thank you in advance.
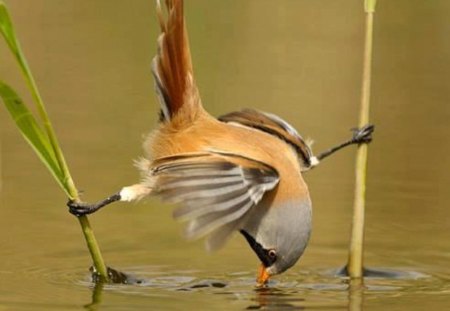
68;0;374;286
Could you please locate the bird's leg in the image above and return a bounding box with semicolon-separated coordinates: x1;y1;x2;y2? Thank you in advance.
312;124;374;165
68;193;121;216
68;183;151;217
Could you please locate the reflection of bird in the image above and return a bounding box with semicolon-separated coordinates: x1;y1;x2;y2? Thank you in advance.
68;0;374;286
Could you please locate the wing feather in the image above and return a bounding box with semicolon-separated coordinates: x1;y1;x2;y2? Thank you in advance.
161;181;245;203
173;188;250;221
185;199;254;239
151;152;279;250
218;109;313;167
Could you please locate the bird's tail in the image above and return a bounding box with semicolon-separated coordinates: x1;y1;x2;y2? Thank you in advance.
152;0;202;123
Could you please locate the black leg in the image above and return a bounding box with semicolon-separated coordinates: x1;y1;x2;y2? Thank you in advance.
68;193;121;217
315;124;374;162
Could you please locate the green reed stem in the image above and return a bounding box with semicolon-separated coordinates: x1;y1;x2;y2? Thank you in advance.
0;1;109;281
347;0;376;279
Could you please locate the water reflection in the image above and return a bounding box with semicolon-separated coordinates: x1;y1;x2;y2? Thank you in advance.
248;287;305;310
84;282;103;311
75;265;446;311
347;279;364;311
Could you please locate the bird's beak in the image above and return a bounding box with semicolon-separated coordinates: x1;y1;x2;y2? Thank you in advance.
256;263;270;287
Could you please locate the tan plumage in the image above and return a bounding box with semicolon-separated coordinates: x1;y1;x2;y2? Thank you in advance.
68;0;374;286
139;0;312;256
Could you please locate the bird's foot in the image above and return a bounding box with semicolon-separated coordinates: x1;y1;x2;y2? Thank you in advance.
68;200;98;217
351;124;375;145
67;193;121;217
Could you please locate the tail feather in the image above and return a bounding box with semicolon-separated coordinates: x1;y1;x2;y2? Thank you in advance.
152;0;200;121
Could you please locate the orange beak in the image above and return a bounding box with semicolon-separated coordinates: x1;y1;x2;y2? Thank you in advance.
256;263;270;287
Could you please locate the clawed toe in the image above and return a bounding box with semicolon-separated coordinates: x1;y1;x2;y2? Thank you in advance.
67;193;120;216
351;124;375;144
67;200;93;217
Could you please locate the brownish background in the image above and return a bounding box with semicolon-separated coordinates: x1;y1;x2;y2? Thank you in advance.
1;1;449;310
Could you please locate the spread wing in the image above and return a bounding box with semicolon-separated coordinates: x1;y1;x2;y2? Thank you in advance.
151;152;279;251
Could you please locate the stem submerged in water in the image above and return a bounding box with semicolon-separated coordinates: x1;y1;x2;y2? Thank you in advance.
78;216;109;281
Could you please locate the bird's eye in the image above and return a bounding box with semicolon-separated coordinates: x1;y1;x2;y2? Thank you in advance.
268;249;277;258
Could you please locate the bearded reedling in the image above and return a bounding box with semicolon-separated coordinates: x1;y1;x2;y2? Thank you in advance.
68;0;374;286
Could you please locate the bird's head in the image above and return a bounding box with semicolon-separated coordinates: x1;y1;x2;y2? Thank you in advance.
241;199;312;286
